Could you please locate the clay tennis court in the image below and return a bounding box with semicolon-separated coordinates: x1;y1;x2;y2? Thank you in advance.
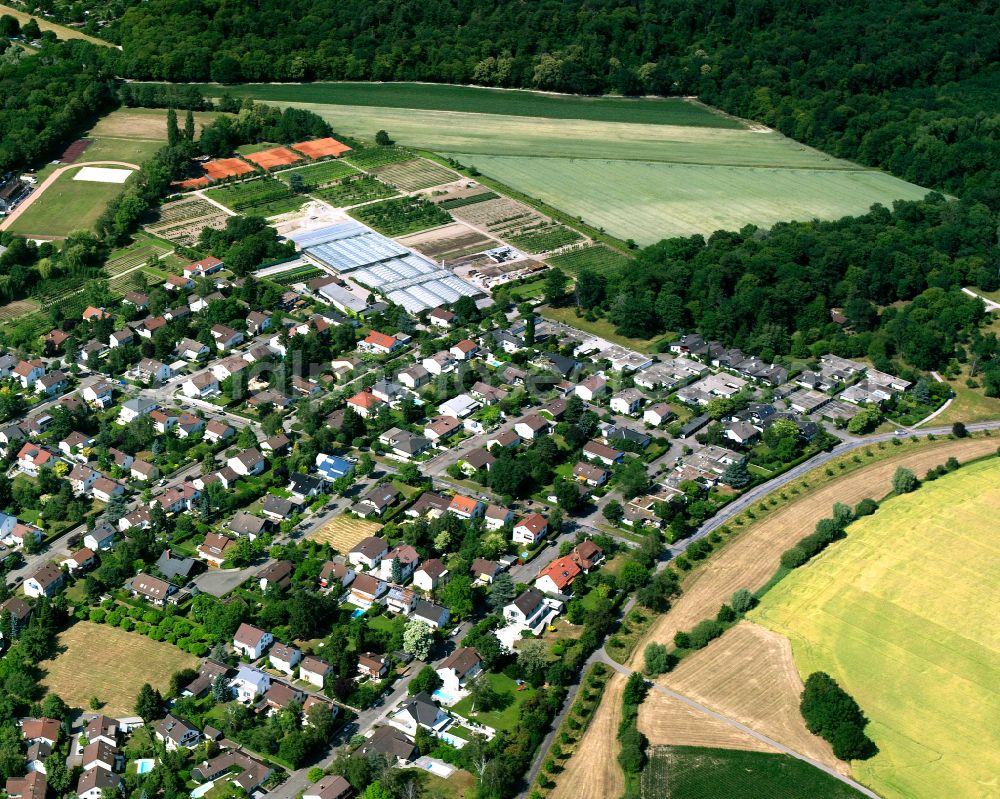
292;137;353;159
245;146;303;169
202;158;256;179
175;176;211;190
59;139;90;164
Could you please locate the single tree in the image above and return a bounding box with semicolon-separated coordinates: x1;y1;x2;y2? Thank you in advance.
891;466;918;494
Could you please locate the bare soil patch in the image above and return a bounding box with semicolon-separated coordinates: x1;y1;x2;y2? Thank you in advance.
308;514;383;553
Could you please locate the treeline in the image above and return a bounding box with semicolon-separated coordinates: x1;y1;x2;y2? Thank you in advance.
801;672;877;761
617;673;649;798
577;194;994;371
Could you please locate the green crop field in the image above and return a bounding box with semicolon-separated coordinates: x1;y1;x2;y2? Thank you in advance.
640;746;866;799
313;176;398;207
346;146;415;169
276;159;358;189
547;245;632;275
204;177;304;216
506;223;582;253
195;82;739;127
7;166;137;238
349;196;451;236
444;154;930;243
751;457;1000;799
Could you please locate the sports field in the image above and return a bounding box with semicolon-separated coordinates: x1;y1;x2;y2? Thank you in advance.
641;746;866;799
6;164;135;238
751;456;1000;799
205;90;930;242
41;621;197;715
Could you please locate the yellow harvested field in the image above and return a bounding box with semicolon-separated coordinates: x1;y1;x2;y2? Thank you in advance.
550;672;625;799
308;514;382;553
752;457;1000;799
662;622;844;771
41;622;197;716
638;685;777;753
631;435;1000;667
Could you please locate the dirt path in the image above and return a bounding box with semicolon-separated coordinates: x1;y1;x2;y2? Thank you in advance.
550;672;625;799
629;436;1000;668
0;161;139;233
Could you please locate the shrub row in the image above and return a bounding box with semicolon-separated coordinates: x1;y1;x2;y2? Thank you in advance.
801;672;877;761
78;605;210;657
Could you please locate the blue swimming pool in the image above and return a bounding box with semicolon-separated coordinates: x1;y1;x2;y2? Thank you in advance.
134;759;155;775
351;608;365;619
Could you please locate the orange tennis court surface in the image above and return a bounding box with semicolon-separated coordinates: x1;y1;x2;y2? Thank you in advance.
202;158;256;179
244;147;303;170
292;138;352;159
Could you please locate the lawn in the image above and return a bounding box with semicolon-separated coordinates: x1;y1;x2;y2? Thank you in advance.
751;457;1000;799
196;82;739;127
88;107;227;143
7;165;137;238
404;767;476;799
540;305;668;352
451;672;533;732
41;621;198;716
641;745;867;799
449;154;930;244
308;514;383;553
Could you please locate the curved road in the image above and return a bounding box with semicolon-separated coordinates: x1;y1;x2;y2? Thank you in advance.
0;160;140;233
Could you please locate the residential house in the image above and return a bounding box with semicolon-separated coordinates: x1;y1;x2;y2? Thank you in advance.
23;563;64;599
391;692;450;735
486;429;520;450
424;415;461;442
129;572;176;606
573;462;609;486
136;358;171;383
299;656;332;689
92;478;124;503
303;775;352;799
412;600;450;629
81;739;123;772
438;394;479;419
262;494;298;523
13;360;44;389
397;365;430;390
355;727;416;766
35;371;66;396
356;485;400;518
211;325;243;351
228;511;268;540
436;647;482;695
109;328;134;349
484;505;514;531
358;331;401;355
246;310;272;335
470;559;500;585
349;536;389;570
422;351;457;376
315;453;353;482
82;381;115;409
534;555;582;595
184;255;224;278
176;413;205;437
77;767;121;799
349;573;387;609
156;549;197;582
228;448;265;476
204;419;235;444
448;494;483;520
257;560;293;592
149;409;178;434
231;666;271;702
575;375;608;402
450;339;478;360
514;414;549;440
610;388;644;416
512;513;548;546
16;443;57;476
131;460;159;482
233;623;273;660
197;533;234;567
379;544;420;582
181;372;219;399
118;397;157;424
269;643;301;676
583;440;623;466
503;588;556;633
413;559;448;592
358;652;388;680
84;716;119;747
428;308;455;328
346;390;383;419
288;473;324;501
265;681;306;714
154;714;200;750
643;403;674;427
319;561;354;591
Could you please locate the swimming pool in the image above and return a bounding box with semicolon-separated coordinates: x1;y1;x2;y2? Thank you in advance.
432;688;458;704
351;608;365;619
134;758;155;775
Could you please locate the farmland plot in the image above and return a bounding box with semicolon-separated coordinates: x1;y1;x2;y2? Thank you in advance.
276;160;358;190
350;196;451;236
313;176;398;207
546;244;632;275
752;457;1000;799
146;196;231;246
371;158;461;191
205;177;305;216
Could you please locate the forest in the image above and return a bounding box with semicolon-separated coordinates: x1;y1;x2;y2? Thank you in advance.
564;193;999;376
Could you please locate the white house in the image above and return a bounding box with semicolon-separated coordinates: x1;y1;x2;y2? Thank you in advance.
231;666;271;703
84;523;116;551
413;559;448;592
610;388;644;416
435;647;482;695
512;513;548;546
269;643;302;676
514;414;549;440
299;656;332;690
118;398;157;425
575;375;608;402
182;372;219;399
233;623;273;659
228;448;265;477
